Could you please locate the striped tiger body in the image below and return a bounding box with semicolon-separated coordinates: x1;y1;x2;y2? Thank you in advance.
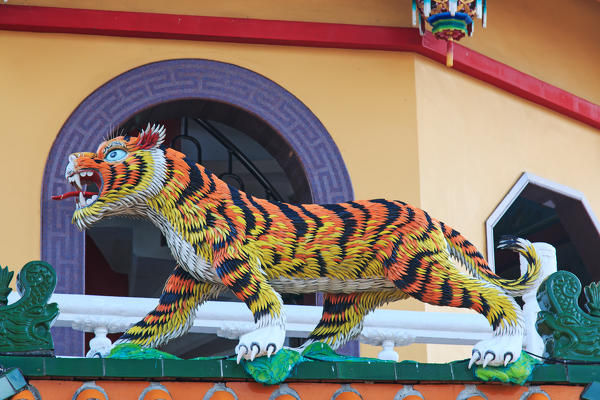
55;124;540;367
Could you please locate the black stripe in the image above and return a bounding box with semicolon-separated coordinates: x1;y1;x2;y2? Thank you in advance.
253;306;271;322
107;164;117;190
489;309;505;331
461;286;473;309
298;205;324;230
403;205;416;228
316;252;328;276
164;157;175;182
320;203;356;260
480;296;492;325
174;159;204;207
230;188;255;237
412;256;433;295
388;236;405;266
277;202;309;239
415;211;436;241
392;250;436;297
217;259;249;288
323;297;353;315
248;196;272;236
187;159;205;188
272;251;281;267
203;167;217;193
439;279;454;306
260;201;299;260
370;199;401;229
205;209;217;229
120;160;132;187
347;201;372;239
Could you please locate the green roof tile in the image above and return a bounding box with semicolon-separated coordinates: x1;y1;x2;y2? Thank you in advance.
0;356;594;385
102;358;164;378
335;360;396;381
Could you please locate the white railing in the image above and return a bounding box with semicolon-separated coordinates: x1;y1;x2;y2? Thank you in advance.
10;243;557;361
48;293;493;361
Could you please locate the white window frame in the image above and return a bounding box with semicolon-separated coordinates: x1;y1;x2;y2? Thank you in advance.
485;172;600;271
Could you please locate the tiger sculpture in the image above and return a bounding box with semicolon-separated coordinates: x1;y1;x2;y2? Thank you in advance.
53;124;540;368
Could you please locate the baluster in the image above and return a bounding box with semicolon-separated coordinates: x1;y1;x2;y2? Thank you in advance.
88;326;112;358
379;339;399;362
359;328;416;361
520;242;557;357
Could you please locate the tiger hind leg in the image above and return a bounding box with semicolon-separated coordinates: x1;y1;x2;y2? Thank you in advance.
385;246;524;367
305;290;408;351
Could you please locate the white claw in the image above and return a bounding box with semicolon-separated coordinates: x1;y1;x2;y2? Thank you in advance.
482;352;495;368
468;350;481;369
504;353;513;367
266;344;275;358
236;345;247;364
250;344;259;361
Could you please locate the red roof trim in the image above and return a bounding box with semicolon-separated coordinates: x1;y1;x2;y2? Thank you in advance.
1;5;598;129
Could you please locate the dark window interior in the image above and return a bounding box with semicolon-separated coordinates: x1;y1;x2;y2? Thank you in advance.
493;183;600;307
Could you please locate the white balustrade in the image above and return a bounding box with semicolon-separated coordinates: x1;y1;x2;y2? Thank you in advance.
7;243;557;360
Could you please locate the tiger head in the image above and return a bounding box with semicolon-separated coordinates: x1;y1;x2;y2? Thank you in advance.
53;124;169;230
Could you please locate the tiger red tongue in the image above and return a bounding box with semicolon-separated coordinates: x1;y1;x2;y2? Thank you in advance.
52;191;97;200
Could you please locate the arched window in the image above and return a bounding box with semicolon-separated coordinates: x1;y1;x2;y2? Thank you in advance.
486;173;600;288
42;59;353;355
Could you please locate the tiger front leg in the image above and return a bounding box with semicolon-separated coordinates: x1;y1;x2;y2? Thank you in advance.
89;266;222;358
214;255;286;363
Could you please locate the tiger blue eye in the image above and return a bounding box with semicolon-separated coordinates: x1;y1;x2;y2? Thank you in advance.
106;149;127;161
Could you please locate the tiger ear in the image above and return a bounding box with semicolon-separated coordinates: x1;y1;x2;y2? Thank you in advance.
135;123;166;150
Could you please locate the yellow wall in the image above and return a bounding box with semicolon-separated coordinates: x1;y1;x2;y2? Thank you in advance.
413;56;600;362
0;31;421;259
0;29;429;360
465;0;600;105
6;0;600;104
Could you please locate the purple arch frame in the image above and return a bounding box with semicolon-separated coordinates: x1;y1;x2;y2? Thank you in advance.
41;59;353;354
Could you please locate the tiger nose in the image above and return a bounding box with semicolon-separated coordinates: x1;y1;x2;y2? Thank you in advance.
66;153;84;178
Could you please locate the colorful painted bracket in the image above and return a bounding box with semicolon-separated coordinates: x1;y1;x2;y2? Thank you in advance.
0;261;58;356
537;271;600;362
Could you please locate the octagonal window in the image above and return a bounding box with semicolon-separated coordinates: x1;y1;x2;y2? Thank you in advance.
486;173;600;289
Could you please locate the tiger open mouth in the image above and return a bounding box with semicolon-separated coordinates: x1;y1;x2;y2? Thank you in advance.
52;169;102;209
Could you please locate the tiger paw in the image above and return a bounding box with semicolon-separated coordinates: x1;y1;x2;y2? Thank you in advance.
235;325;286;363
469;334;523;368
